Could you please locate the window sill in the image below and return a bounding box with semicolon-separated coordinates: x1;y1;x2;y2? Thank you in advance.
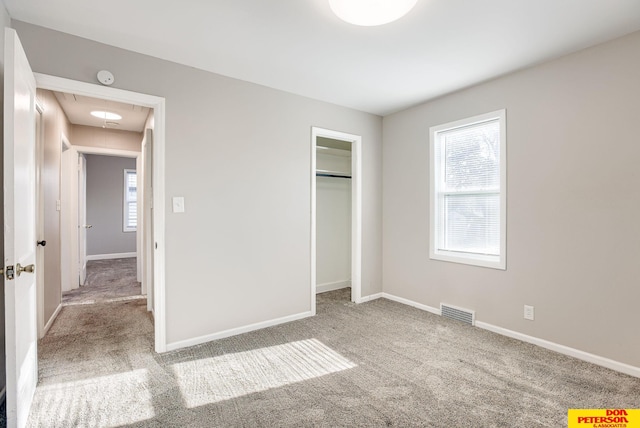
430;250;505;270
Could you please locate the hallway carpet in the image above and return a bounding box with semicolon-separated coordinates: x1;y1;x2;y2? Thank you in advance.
28;289;640;427
62;257;142;305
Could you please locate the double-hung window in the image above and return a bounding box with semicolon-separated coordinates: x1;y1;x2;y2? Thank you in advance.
123;169;137;232
429;110;506;269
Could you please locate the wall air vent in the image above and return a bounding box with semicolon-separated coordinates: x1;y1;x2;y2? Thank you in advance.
440;303;475;326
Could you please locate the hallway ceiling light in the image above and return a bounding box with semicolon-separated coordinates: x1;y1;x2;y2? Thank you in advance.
329;0;418;26
90;110;122;120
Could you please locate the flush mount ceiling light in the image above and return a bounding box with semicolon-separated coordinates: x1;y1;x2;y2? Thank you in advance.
329;0;418;26
90;110;122;120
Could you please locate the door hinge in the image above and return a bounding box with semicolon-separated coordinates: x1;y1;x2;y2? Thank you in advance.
4;265;15;280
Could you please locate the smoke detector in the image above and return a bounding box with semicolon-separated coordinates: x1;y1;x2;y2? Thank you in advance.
97;70;115;86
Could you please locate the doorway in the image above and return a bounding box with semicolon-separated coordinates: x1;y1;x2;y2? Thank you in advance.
311;127;362;314
34;73;167;353
63;152;143;306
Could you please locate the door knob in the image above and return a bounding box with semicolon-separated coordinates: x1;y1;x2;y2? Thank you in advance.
37;240;47;247
84;224;93;229
16;263;35;276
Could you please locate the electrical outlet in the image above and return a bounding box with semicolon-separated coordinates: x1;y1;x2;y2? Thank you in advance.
524;305;535;321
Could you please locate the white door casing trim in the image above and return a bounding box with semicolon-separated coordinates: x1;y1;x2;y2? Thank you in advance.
311;127;362;313
34;73;168;353
59;133;78;295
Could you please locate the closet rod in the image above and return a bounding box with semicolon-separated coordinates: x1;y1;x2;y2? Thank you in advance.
316;172;352;179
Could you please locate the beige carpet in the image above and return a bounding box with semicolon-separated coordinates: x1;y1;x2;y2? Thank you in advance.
62;258;142;305
29;289;640;427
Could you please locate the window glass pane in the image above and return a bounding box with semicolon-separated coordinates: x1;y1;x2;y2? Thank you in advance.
124;169;137;230
442;193;500;256
126;171;137;202
430;110;505;268
443;119;500;192
128;202;137;227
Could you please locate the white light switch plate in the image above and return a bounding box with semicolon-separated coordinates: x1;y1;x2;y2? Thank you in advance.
172;196;185;213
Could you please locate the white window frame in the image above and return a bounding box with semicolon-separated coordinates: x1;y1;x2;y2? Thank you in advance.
429;109;507;270
123;168;137;232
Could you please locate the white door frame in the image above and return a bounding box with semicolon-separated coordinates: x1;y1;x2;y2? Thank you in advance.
34;73;168;353
311;127;362;313
141;129;154;313
60;134;78;294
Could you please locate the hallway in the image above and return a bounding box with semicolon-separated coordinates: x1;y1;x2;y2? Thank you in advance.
62;258;142;305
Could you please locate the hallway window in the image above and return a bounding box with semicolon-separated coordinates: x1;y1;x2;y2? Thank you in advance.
124;169;137;232
429;110;506;270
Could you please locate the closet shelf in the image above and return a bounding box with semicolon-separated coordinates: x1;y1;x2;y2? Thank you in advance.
316;145;351;157
316;169;352;179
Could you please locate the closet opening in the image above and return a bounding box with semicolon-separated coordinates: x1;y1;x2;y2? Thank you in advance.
311;127;362;314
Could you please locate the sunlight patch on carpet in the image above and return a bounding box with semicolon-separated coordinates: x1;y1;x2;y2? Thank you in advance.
171;338;357;408
34;369;154;427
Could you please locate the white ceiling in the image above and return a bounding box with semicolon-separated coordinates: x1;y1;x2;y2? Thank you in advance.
53;91;150;132
8;0;640;116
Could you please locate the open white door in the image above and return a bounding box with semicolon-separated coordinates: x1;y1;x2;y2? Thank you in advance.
78;154;88;285
4;28;38;428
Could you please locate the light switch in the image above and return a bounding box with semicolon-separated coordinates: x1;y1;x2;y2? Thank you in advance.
172;196;185;213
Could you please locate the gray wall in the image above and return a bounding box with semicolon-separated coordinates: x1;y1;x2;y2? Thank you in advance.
35;89;71;329
0;0;11;398
85;154;137;256
13;21;383;345
382;30;640;367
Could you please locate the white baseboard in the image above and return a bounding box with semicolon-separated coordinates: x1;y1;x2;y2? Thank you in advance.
42;303;62;338
381;292;441;316
165;310;314;352
381;292;640;379
317;280;350;294
356;292;383;303
475;321;640;379
86;252;136;261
